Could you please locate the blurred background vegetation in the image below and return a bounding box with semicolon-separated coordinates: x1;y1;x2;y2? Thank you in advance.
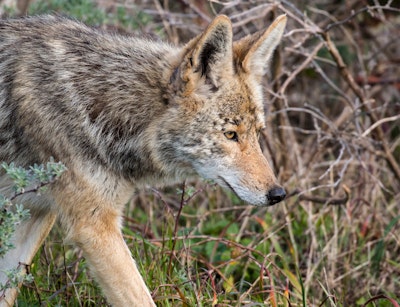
0;0;399;306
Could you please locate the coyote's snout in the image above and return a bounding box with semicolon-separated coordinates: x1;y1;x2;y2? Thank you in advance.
0;13;287;306
192;126;286;206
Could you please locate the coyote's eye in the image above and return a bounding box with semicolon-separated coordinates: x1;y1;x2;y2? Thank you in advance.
224;131;238;142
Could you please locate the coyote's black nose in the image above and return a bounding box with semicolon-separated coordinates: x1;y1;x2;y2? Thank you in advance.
267;186;286;205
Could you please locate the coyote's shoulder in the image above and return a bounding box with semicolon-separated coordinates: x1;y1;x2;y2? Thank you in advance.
0;14;287;306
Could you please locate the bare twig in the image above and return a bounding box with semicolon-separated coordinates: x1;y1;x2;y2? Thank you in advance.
361;115;400;137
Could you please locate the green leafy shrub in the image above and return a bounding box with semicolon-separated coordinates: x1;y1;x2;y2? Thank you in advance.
0;160;66;292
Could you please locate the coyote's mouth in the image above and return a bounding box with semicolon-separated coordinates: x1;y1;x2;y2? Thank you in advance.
218;176;241;199
217;175;276;206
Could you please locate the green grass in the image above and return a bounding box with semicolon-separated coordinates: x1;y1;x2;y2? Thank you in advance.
15;182;399;306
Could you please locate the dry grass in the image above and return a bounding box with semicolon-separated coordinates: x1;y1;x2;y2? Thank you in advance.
1;0;399;305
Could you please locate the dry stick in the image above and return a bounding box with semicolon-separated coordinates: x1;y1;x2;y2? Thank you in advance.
167;181;186;277
321;32;400;181
273;81;294;171
271;15;303;174
279;41;325;98
361;115;400;138
180;0;211;23
295;191;348;205
325;5;400;32
230;4;275;28
152;0;177;44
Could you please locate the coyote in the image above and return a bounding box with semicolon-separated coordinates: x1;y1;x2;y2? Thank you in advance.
0;14;287;306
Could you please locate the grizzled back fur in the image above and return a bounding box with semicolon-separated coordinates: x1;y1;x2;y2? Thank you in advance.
0;16;178;181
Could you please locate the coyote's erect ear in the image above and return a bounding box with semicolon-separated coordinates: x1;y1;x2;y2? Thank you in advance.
234;15;287;79
175;15;233;94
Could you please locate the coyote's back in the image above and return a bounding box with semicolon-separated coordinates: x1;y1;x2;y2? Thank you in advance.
0;16;179;181
0;15;287;306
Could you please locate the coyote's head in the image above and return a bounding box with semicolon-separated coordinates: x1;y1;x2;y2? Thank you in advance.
156;15;287;206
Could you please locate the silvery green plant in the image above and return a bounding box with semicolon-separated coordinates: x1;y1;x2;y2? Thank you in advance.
0;159;66;291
